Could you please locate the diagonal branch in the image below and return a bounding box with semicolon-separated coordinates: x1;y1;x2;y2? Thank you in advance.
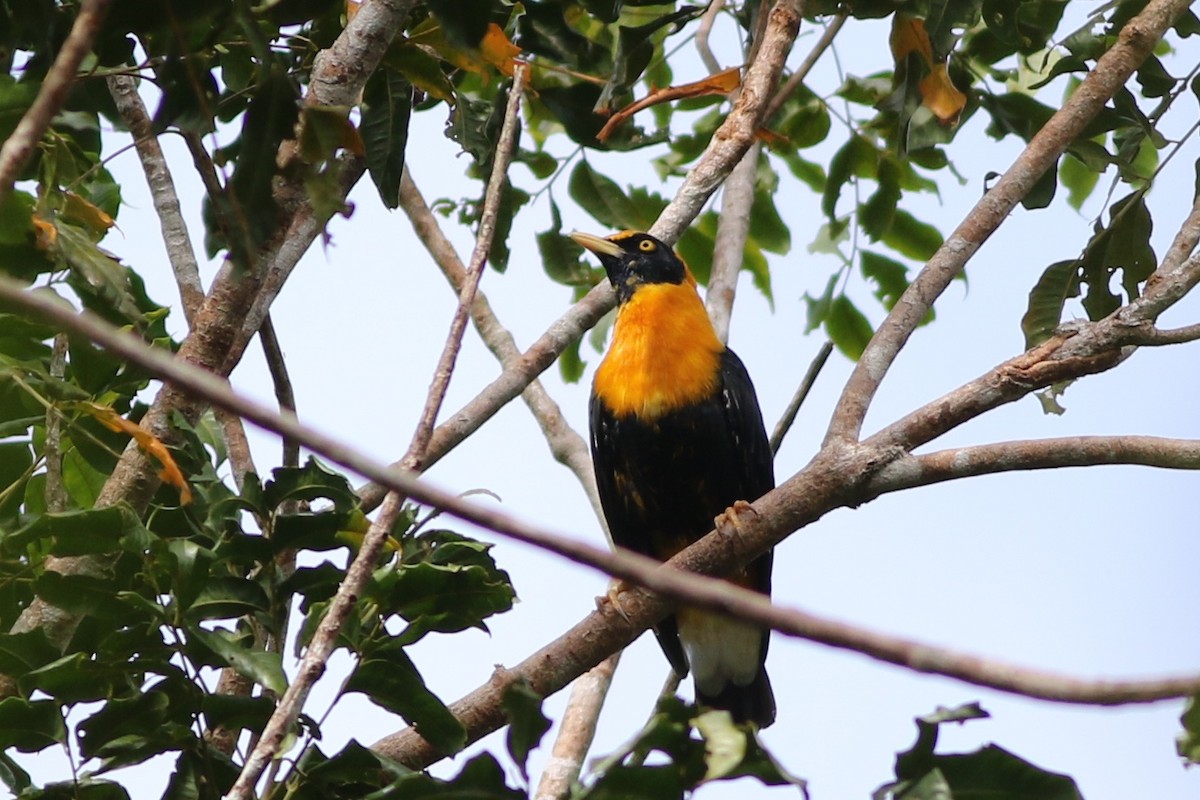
360;0;807;510
0;0;113;202
6;271;1199;774
393;169;604;522
227;59;527;800
824;0;1192;446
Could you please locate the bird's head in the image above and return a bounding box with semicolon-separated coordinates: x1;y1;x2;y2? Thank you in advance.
570;230;693;303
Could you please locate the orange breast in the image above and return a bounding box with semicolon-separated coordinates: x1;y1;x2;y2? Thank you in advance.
593;282;724;419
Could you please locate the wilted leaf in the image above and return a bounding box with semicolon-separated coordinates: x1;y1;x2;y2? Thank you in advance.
597;68;740;143
73;401;192;504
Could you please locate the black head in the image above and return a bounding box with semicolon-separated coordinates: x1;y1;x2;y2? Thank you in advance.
570;230;688;302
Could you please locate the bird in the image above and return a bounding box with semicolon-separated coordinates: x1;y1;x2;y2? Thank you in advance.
571;229;776;728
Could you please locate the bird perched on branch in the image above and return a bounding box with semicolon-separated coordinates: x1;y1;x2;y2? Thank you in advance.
571;229;776;728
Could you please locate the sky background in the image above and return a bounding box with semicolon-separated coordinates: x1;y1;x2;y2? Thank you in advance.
21;8;1200;799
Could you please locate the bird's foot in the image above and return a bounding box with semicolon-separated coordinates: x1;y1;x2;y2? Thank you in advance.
714;499;757;539
596;578;633;623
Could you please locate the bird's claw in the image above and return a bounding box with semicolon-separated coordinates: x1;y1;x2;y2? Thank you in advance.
714;499;757;539
596;578;633;623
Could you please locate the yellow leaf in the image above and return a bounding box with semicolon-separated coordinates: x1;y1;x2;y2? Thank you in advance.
32;216;57;250
63;192;115;236
889;14;933;65
693;709;747;781
919;62;967;124
75;402;193;505
478;23;522;77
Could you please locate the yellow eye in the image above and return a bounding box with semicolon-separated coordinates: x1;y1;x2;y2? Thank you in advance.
638;239;656;252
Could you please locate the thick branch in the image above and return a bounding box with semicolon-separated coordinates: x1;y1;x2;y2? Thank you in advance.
534;653;621;800
5;275;1197;771
0;0;112;203
825;0;1191;445
706;142;759;343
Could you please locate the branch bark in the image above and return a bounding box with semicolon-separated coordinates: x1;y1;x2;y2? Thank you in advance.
5;271;1198;775
825;0;1192;445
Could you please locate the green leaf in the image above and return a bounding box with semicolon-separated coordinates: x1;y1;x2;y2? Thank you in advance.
824;295;874;360
0;630;60;678
823;135;878;220
882;210;944;261
502;680;551;780
55;221;145;324
6;506;155;557
187;625;287;695
860;250;910;310
289;741;411;797
804;274;838;334
1078;189;1155;319
569;160;642;230
861;158;901;241
184;576;271;622
346;642;467;756
538;199;594;286
1177;694;1200;764
263;457;360;511
361;69;413;209
595;6;705;113
383;530;516;644
1020;164;1058;210
1060;151;1101;211
559;336;587;384
1021;259;1079;349
0;698;66;751
750;156;791;255
18;652;131;703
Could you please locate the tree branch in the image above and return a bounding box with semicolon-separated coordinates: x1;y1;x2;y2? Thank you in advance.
706;142;759;343
534;653;621;800
394;169;605;520
770;340;833;454
868;435;1200;497
0;0;112;203
765;11;846;122
6;273;1196;776
650;0;804;245
824;0;1191;446
230;64;528;800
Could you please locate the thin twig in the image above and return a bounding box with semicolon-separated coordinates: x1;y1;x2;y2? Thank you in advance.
765;12;847;122
106;74;206;320
824;0;1190;446
404;65;526;472
706;141;759;343
650;0;804;244
0;0;113;203
229;65;527;800
5;273;1199;772
868;435;1200;498
44;335;69;514
395;170;605;523
695;0;726;75
1130;321;1200;344
770;340;833;454
259;314;300;469
533;653;622;800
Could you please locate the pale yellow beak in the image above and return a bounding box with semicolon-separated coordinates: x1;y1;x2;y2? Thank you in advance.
569;230;624;258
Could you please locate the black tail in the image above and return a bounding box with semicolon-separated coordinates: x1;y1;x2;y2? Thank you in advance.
696;669;776;728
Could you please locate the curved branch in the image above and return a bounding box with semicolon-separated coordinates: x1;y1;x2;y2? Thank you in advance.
868;435;1200;498
5;273;1197;775
824;0;1192;445
0;0;112;202
650;0;804;244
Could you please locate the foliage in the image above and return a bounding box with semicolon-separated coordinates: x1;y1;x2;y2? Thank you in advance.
0;0;1195;797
